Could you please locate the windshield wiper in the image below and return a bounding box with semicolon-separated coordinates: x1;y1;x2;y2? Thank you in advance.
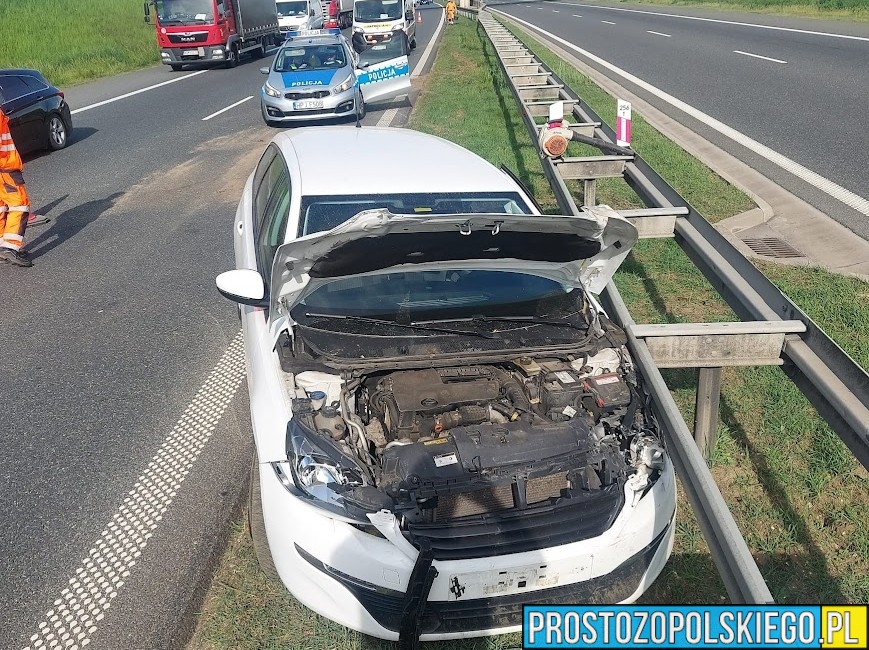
416;314;589;331
303;313;497;339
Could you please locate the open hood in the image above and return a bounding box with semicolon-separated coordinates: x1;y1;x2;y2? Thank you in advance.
270;205;637;312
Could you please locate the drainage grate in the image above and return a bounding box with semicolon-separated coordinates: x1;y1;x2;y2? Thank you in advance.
741;237;804;259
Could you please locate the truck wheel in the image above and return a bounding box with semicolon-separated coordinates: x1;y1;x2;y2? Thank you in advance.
224;45;239;68
254;38;266;58
170;63;183;71
249;457;279;581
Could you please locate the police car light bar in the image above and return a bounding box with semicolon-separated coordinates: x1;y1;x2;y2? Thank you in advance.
286;28;342;38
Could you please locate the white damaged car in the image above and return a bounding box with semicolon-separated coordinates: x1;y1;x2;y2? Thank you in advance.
216;127;676;643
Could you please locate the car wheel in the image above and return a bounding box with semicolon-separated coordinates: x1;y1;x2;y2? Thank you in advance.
170;63;183;71
46;114;69;151
248;457;279;580
224;45;239;68
356;93;366;121
410;37;417;50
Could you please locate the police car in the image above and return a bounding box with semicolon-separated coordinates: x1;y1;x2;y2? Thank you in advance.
260;29;410;125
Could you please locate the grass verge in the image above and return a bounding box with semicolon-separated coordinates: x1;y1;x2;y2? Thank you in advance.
188;15;869;650
0;0;158;87
556;0;869;21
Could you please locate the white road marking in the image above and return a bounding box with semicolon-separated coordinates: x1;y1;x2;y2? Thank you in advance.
549;1;869;42
22;332;246;650
70;70;209;115
573;14;582;18
412;5;446;78
202;95;255;121
376;107;400;127
491;9;869;218
733;50;787;64
552;9;559;12
601;20;615;25
647;30;671;38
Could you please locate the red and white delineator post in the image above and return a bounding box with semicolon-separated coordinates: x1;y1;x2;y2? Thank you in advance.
616;99;631;148
538;101;573;158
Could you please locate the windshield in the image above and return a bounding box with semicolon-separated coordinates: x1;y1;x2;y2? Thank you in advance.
276;0;308;16
299;192;531;236
155;0;214;24
356;35;407;66
295;270;573;321
274;45;347;71
354;0;402;22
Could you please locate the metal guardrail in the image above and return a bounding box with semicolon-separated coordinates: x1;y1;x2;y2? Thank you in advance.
470;9;869;605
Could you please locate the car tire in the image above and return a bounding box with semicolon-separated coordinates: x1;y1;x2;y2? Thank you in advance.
170;63;183;71
410;36;417;50
46;114;69;151
224;45;239;68
248;457;280;581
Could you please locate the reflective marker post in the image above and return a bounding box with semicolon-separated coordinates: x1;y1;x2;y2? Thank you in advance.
616;99;631;148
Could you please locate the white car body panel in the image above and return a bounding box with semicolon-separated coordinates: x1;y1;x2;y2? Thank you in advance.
223;127;675;640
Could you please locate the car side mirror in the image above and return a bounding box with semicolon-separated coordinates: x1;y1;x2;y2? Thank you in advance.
405;10;413;20
216;269;268;307
260;67;270;74
143;1;151;23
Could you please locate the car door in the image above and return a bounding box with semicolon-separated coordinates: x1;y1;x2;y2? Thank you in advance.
354;37;411;105
0;75;41;152
241;144;295;462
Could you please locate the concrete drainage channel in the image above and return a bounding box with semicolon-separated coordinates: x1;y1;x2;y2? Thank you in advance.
469;6;869;604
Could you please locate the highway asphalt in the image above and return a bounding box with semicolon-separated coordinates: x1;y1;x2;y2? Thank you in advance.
0;8;443;649
489;0;869;239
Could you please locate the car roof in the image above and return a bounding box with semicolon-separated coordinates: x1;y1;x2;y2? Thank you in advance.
281;34;345;47
0;69;44;78
276;127;524;197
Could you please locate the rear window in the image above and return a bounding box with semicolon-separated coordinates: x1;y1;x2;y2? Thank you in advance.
0;75;30;102
298;192;531;236
21;75;48;92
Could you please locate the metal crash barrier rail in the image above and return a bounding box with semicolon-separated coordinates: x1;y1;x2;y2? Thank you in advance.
469;6;869;605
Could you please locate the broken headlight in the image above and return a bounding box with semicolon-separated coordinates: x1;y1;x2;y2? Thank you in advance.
286;419;366;513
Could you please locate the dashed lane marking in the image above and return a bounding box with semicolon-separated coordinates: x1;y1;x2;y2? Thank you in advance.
71;71;209;115
647;30;672;38
202;96;255;121
22;332;246;650
490;10;869;218
733;50;787;64
601;20;615;25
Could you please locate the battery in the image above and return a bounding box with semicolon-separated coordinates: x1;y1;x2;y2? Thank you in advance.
587;373;632;411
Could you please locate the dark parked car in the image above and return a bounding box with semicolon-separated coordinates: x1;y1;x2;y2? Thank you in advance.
0;69;73;155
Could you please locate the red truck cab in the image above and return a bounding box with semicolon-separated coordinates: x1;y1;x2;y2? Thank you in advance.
146;0;279;70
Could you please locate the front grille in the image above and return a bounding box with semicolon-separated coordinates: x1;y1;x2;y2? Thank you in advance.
284;90;331;99
408;483;625;560
167;32;208;44
301;521;671;634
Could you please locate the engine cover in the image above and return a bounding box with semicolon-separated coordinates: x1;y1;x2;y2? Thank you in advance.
374;367;501;439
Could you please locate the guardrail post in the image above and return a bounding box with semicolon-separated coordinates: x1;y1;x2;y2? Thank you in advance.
583;179;596;207
695;367;722;461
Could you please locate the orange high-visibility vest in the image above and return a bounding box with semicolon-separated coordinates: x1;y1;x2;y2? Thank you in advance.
0;109;24;173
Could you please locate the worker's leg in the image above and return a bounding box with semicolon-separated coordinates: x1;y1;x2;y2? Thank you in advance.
0;172;32;266
0;172;29;251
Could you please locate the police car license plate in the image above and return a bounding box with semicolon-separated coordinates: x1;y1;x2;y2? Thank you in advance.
292;100;324;110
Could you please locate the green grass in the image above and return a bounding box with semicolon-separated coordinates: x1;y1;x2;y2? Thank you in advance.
0;0;158;87
188;15;869;650
565;0;869;21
